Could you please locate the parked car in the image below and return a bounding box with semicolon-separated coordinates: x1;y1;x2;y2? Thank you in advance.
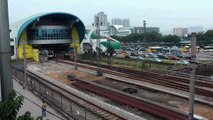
137;56;144;60
152;58;162;62
176;60;189;65
157;54;169;59
168;55;180;60
129;56;138;59
184;55;191;59
148;53;158;58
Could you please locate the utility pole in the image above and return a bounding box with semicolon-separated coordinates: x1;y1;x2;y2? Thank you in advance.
90;37;93;62
107;37;112;65
0;0;13;100
74;39;77;70
71;19;79;70
188;33;198;120
143;20;147;47
23;41;27;89
90;23;94;62
96;17;102;76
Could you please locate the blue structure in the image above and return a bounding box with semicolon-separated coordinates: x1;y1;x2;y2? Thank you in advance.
10;12;85;60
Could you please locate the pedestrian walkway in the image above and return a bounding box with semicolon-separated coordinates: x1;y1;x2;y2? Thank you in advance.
14;80;67;120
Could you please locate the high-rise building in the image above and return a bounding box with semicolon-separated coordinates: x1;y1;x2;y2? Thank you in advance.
173;28;188;37
94;12;108;27
123;19;130;27
131;27;160;34
111;18;130;27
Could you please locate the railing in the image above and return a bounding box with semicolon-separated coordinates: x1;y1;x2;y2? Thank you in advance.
12;65;106;120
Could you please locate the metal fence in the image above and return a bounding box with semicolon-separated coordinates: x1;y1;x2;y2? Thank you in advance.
79;54;184;71
12;66;104;120
168;70;213;82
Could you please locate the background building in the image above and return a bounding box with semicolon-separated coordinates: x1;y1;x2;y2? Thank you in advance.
81;26;121;54
94;12;108;27
123;19;130;27
111;18;130;27
173;28;188;37
109;25;131;36
131;27;160;34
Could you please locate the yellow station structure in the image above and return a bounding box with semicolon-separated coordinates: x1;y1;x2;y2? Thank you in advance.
10;12;85;62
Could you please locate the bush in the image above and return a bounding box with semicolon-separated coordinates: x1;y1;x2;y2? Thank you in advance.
0;90;43;120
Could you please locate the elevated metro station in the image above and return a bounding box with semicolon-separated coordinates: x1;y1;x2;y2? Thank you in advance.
10;12;85;61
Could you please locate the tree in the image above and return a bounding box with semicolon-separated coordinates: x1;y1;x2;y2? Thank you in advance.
196;30;213;47
205;30;213;45
162;35;180;44
196;32;207;47
0;90;24;120
146;32;163;42
0;90;43;120
17;112;43;120
106;45;115;65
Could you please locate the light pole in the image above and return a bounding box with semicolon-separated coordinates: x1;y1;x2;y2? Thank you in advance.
95;17;102;76
143;20;146;47
188;33;198;120
0;0;13;100
74;39;77;70
90;24;94;62
22;41;27;89
71;19;79;70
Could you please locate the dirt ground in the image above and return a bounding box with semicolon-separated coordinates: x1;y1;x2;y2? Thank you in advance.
46;70;104;85
181;104;213;120
95;79;213;120
28;62;213;120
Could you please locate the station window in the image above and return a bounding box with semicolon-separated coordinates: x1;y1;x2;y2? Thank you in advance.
27;29;71;40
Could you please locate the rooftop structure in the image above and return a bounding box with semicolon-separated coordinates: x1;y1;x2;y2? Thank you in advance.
109;25;131;36
131;27;160;34
81;26;121;53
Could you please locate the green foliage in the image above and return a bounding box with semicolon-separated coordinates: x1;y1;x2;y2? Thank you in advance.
111;30;213;47
163;35;180;44
17;111;35;120
17;112;43;120
147;32;163;42
0;90;24;120
106;45;115;57
196;30;213;47
0;90;44;120
111;32;179;44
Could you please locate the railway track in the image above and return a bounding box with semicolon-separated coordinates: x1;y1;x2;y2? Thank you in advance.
13;65;129;120
72;78;191;120
112;71;213;98
56;59;213;98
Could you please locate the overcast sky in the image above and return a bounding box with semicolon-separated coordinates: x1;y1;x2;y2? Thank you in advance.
8;0;213;33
